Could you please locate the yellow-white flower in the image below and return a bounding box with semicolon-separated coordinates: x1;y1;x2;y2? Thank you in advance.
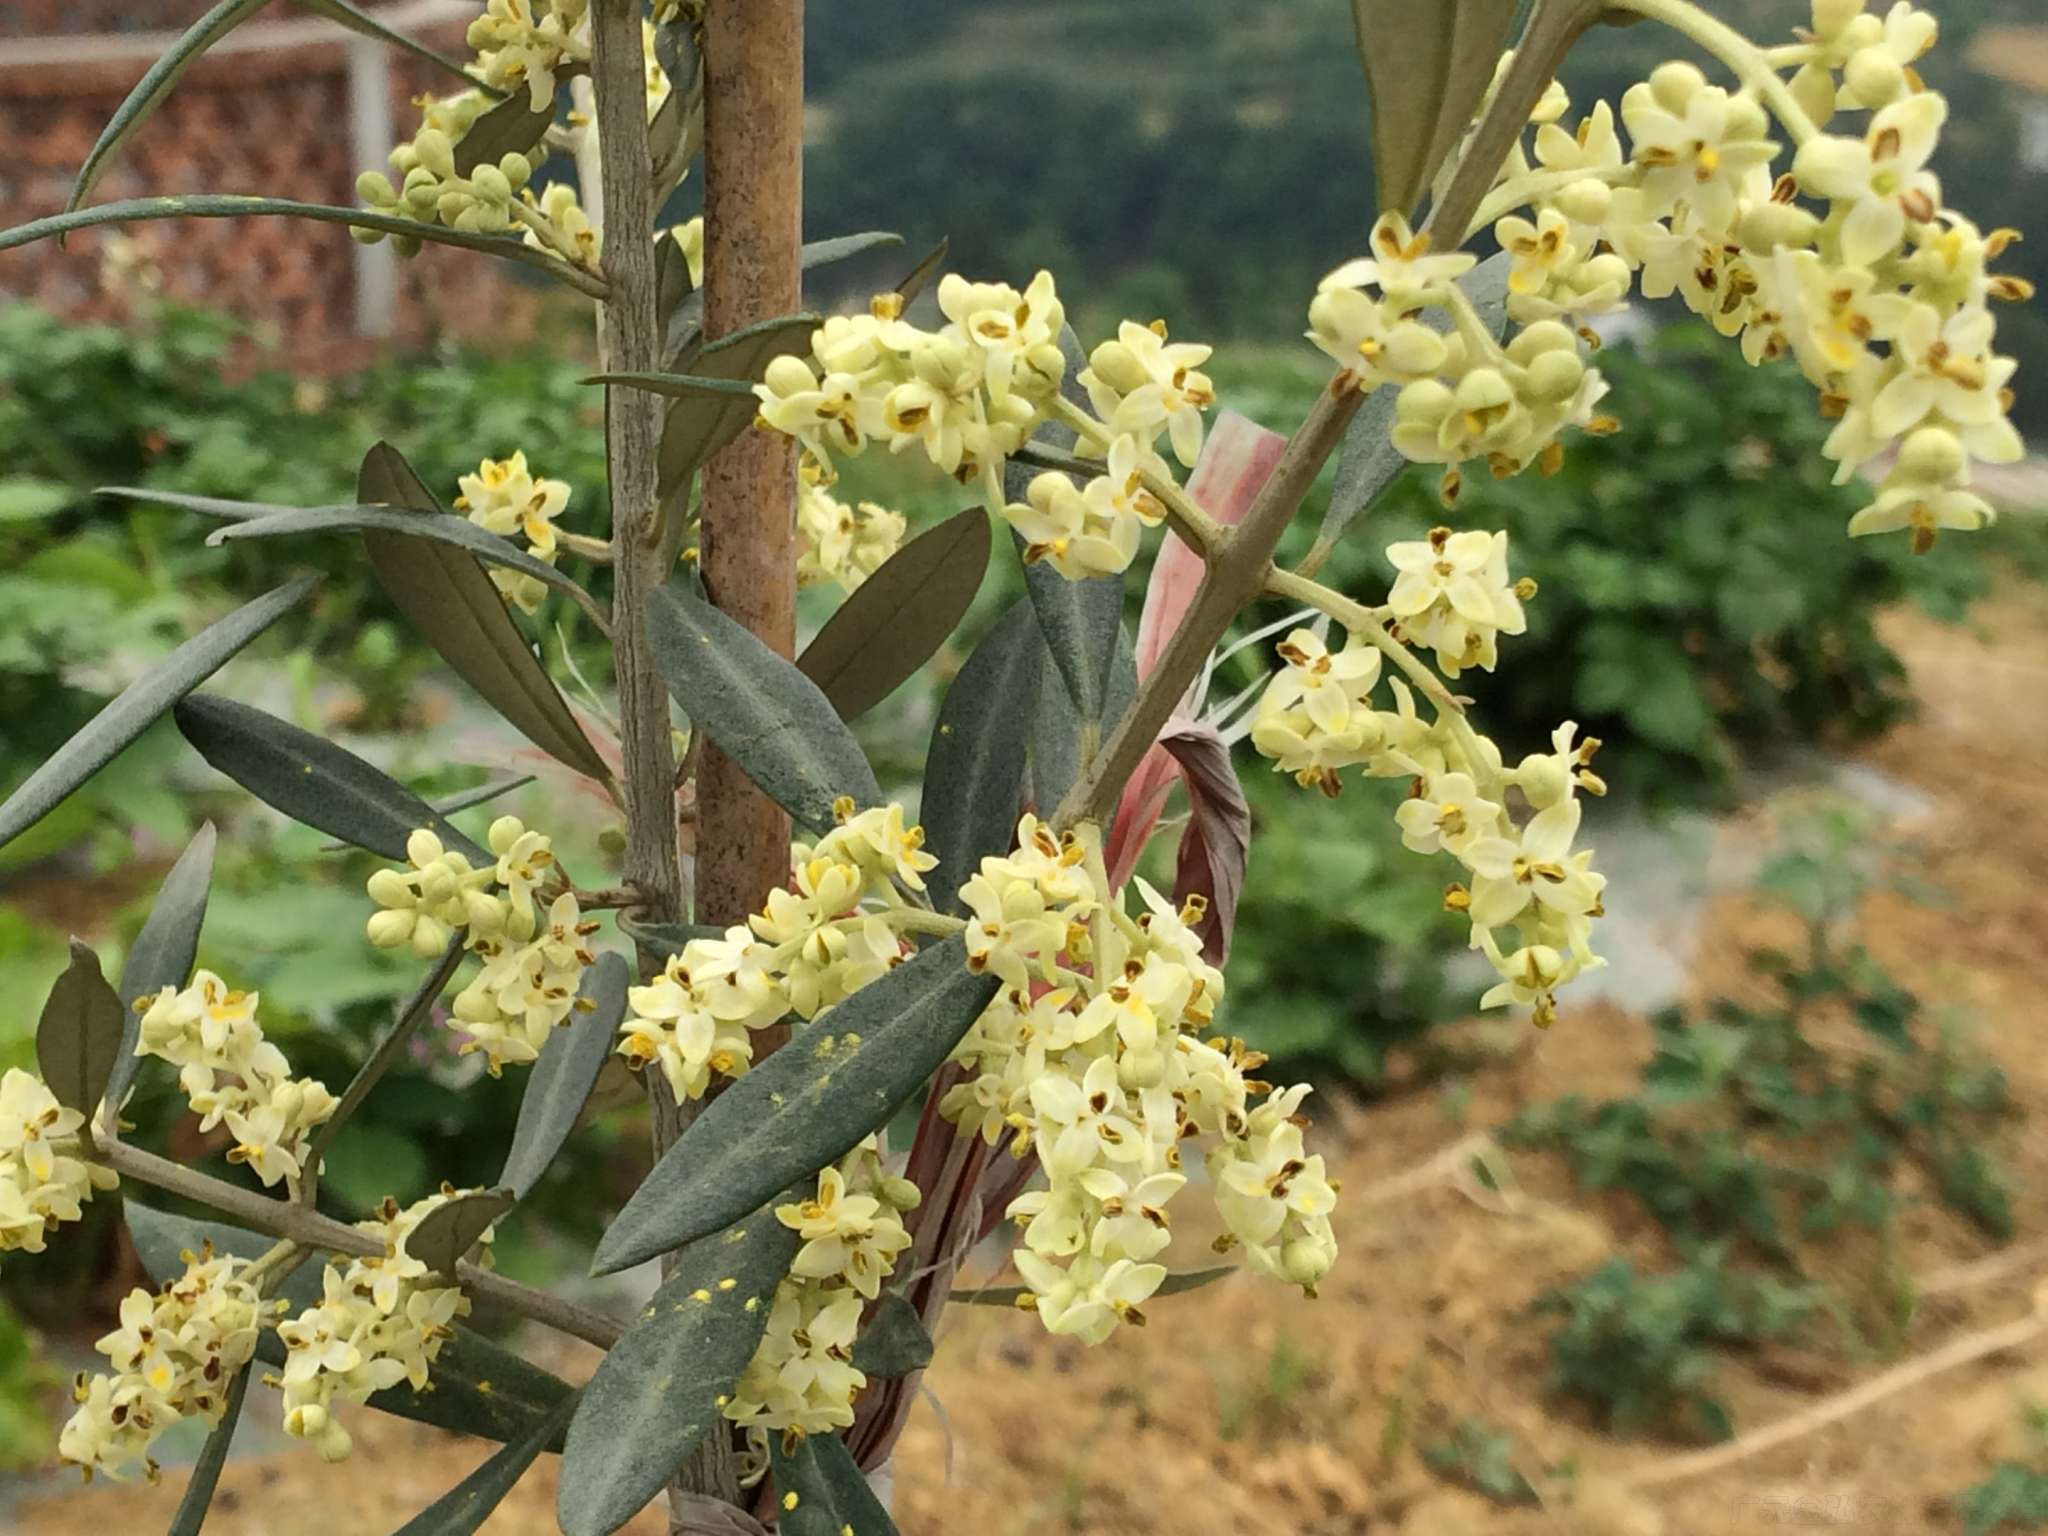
0;1069;115;1254
1079;321;1217;468
616;926;785;1103
1792;92;1946;265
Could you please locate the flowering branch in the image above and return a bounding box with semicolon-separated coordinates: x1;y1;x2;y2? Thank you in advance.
89;1136;624;1350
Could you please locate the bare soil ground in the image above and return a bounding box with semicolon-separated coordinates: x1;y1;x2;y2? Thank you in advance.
15;588;2048;1535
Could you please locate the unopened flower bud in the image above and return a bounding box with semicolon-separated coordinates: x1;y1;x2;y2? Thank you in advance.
1557;177;1612;226
414;127;456;181
356;171;398;207
1897;425;1965;482
366;909;416;950
471;165;512;205
498;152;534;190
1647;61;1707;115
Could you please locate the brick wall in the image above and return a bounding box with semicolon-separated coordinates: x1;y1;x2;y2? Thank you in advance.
0;1;528;370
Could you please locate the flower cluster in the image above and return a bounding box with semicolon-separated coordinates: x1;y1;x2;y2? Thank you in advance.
353;95;544;247
940;817;1339;1332
796;475;906;593
466;0;590;111
366;820;600;1074
1077;320;1218;470
275;1190;481;1463
454;451;574;612
616;800;936;1101
1309;204;1615;489
1331;4;2028;544
0;1068;114;1257
1005;431;1167;581
723;1138;919;1438
136;973;339;1189
1247;610;1609;1027
753;272;1069;511
59;1248;265;1481
1385;526;1532;678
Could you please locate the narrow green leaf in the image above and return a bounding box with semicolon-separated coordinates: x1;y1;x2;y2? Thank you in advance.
952;1262;1239;1308
291;0;496;91
664;233;902;366
109;821;218;1111
656;313;820;498
160;497;597;610
797;507;990;720
167;1361;251;1536
894;236;949;306
37;941;124;1115
0;573;314;854
616;915;728;959
318;775;534;853
407;1190;516;1279
0;198;599;290
770;1430;898;1536
1351;0;1521;216
1311;251;1512;563
453;89;557;176
558;1202;800;1536
498;953;629;1198
396;1390;580;1536
173;694;488;863
654;225;696;325
920;600;1043;914
593;938;997;1273
644;581;881;833
68;0;270;214
583;371;757;401
357;443;614;787
850;1294;934;1378
127;1205;578;1448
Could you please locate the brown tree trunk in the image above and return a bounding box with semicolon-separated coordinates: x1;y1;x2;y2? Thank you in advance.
695;0;804;933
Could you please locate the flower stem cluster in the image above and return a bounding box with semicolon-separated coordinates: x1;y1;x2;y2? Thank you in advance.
58;1246;265;1482
795;471;906;594
0;1068;115;1256
274;1189;484;1462
1247;579;1609;1027
723;1138;918;1439
454;450;575;612
135;972;340;1189
1354;2;2028;546
941;818;1340;1326
366;820;600;1074
753;274;1069;512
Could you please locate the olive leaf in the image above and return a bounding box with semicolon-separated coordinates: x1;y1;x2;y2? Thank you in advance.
395;1390;581;1536
558;1200;800;1536
850;1294;934;1378
1350;0;1521;217
173;693;489;863
291;0;494;91
0;198;602;291
498;953;631;1198
919;599;1043;914
127;1205;577;1448
797;507;991;719
407;1190;517;1280
151;496;601;615
952;1262;1239;1307
0;574;315;855
769;1432;899;1536
583;372;758;401
454;89;558;176
663;232;903;367
655;312;821;499
894;236;949;306
319;774;535;851
644;581;881;833
36;941;125;1115
167;1362;251;1536
109;821;218;1112
1310;249;1513;565
592;938;997;1274
67;0;270;214
357;442;615;787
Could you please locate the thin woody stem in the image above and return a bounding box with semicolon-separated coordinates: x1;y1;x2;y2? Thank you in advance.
298;937;467;1207
92;1136;624;1349
1048;395;1226;555
1052;379;1363;831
